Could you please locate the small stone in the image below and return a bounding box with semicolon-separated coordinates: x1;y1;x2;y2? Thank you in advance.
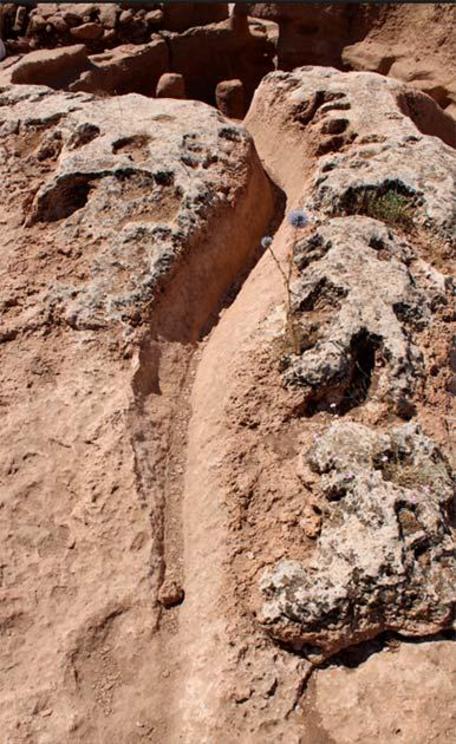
156;73;186;100
233;686;253;703
119;10;134;26
146;10;164;27
158;579;184;609
70;22;103;41
215;79;246;119
47;14;69;35
98;4;118;30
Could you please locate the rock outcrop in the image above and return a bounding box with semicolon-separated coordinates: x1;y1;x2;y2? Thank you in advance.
249;2;456;119
163;16;274;105
215;78;246;119
1;10;274;107
248;3;379;70
261;421;456;659
0;2;229;52
146;64;455;739
0;43;90;87
245;68;455;666
0;82;276;742
302;639;456;744
5;2;456;122
247;66;456;211
284;218;427;418
341;3;456;116
69;38;168;95
1;10;456;740
1;84;274;339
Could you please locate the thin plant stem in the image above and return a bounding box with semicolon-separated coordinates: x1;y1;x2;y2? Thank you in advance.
266;229;301;355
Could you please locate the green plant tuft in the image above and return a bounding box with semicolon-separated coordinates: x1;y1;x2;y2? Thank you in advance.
343;187;416;230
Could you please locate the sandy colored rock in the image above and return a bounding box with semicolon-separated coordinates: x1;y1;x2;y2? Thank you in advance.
0;44;89;88
247;67;456;219
284;217;428;417
388;57;454;107
344;39;456;111
156;71;186;99
158;579;185;609
0;11;456;740
70;39;168;96
248;3;456;118
0;2;273;108
166;16;274;107
349;4;456;115
119;9;134;26
342;40;407;76
261;421;456;659
70;21;103;41
146;9;164;30
215;78;245;119
98;3;118;30
297;640;456;744
249;2;375;70
47;13;70;36
0;82;276;742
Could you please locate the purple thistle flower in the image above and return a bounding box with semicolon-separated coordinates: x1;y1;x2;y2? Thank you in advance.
261;235;273;249
288;209;309;228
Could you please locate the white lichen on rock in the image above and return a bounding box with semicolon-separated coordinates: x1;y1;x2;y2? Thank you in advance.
260;421;456;661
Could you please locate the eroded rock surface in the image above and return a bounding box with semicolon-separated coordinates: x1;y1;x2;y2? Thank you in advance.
248;3;374;71
245;63;455;683
0;2;229;52
1;84;274;340
261;421;456;660
302;639;456;744
1;31;456;744
164;16;274;105
0;82;275;742
249;3;456;119
68;38;168;96
0;6;274;108
341;4;456;117
0;43;90;87
249;66;456;222
285;217;427;418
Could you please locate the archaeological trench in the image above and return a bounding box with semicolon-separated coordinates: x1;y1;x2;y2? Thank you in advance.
0;2;456;743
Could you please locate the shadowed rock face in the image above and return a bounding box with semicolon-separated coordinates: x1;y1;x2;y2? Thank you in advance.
1;43;91;87
5;2;456;126
260;421;456;661
248;3;380;70
68;39;169;96
164;17;274;106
